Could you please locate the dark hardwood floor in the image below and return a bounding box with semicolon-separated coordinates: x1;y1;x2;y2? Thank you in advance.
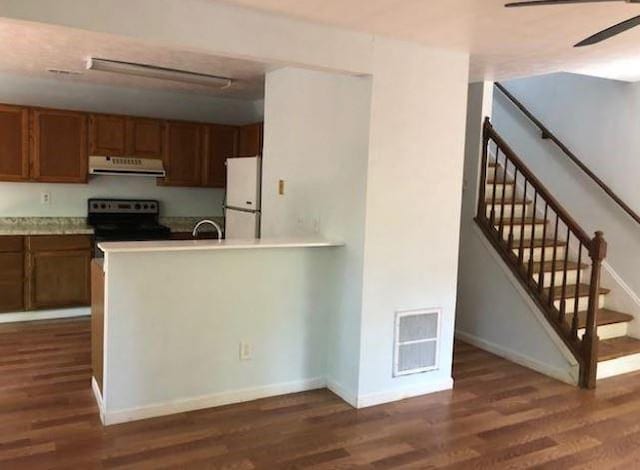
2;318;640;469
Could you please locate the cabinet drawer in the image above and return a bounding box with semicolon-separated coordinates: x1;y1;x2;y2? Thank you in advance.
27;235;92;251
0;236;24;253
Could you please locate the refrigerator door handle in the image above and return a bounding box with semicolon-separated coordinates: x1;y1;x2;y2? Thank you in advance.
224;205;260;214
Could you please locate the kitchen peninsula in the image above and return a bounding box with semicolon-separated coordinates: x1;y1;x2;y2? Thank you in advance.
92;237;342;425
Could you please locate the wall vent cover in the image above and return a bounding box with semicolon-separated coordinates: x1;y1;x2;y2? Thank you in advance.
393;308;441;377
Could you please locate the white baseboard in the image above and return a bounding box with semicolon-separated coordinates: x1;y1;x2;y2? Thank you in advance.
0;307;90;324
356;377;454;409
103;376;326;426
326;378;358;408
456;330;579;385
91;377;105;425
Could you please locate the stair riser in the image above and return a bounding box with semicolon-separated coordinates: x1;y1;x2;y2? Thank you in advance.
578;322;628;341
498;223;546;241
486;183;515;200
486;204;528;220
553;294;606;315
533;269;581;288
487;166;507;181
513;245;567;263
597;352;640;380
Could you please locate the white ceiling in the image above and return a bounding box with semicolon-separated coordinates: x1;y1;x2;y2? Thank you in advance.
220;0;640;82
0;19;268;100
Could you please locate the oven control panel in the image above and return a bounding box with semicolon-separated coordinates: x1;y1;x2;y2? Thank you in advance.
88;199;159;215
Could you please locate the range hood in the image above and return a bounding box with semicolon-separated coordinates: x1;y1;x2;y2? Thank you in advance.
89;156;166;177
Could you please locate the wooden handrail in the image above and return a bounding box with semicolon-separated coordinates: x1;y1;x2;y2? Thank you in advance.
495;82;640;227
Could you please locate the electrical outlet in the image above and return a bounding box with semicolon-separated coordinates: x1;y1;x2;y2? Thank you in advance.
41;192;51;205
278;179;285;195
239;341;252;361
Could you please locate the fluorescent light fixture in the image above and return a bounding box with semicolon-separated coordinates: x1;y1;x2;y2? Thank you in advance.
86;58;233;89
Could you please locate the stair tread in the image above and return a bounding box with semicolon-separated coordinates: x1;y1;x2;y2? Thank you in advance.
486;176;515;185
545;284;610;300
513;238;567;249
485;198;532;206
598;336;640;362
565;308;633;330
531;260;588;273
495;217;547;226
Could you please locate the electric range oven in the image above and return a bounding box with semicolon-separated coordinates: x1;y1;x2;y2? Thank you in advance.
87;198;171;258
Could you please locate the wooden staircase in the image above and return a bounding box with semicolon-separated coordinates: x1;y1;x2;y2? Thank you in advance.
477;119;640;388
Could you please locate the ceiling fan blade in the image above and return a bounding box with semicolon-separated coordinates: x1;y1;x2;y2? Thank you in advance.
575;14;640;46
506;0;622;7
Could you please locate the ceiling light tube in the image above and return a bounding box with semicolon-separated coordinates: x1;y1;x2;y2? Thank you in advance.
86;58;233;89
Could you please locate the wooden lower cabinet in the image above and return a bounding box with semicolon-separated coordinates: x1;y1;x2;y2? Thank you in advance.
0;236;25;313
24;235;92;311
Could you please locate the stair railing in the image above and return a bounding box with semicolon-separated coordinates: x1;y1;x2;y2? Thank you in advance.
476;118;606;389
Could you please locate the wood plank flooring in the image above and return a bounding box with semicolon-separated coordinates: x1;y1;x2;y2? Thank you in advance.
3;318;640;468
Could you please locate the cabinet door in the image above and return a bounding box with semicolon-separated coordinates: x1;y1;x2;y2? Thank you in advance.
26;235;92;310
0;236;25;313
203;124;238;188
0;104;29;181
126;118;163;158
89;114;126;156
162;121;203;187
28;249;91;310
238;122;263;157
31;109;88;183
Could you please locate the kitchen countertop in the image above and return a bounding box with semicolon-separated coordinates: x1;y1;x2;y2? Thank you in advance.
0;217;94;235
0;216;224;236
160;217;224;233
98;238;343;254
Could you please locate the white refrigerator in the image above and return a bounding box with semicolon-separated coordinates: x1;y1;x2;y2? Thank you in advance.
224;156;261;239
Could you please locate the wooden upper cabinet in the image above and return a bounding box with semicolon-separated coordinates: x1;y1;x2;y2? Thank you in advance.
203;124;238;188
89;114;126;156
238;122;263;157
126;118;163;158
162;121;203;187
31;109;88;183
0;104;29;182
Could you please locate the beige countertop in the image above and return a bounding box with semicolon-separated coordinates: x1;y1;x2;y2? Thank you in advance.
160;217;224;234
0;217;94;235
0;216;224;236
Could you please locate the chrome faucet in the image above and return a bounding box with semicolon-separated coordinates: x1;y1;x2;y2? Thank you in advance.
192;219;223;240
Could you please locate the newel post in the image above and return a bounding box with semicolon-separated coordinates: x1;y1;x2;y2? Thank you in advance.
581;231;607;389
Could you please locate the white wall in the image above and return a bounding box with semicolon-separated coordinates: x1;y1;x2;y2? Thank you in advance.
103;246;339;422
261;67;372;402
357;38;469;403
0;72;263;217
455;82;579;385
494;73;640;325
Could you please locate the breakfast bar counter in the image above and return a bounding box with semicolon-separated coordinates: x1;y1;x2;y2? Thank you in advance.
92;237;343;425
